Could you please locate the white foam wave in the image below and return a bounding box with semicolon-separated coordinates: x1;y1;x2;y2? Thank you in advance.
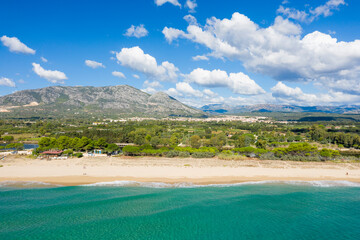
0;181;61;188
81;180;360;188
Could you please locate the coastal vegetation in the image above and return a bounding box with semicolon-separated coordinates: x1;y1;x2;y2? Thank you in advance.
0;115;359;161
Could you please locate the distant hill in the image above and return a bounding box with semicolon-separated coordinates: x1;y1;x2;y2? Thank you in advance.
201;104;360;114
0;85;205;118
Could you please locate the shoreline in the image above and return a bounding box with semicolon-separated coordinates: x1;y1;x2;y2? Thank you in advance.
1;156;359;186
1;176;360;187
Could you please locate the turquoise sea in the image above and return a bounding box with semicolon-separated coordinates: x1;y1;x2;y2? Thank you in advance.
1;181;360;240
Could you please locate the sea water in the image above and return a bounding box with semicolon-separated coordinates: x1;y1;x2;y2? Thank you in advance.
0;181;359;240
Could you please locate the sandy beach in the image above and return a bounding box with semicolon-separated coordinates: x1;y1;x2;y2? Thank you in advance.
0;155;359;186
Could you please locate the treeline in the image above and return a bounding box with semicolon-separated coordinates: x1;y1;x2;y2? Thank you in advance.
121;142;344;162
310;125;360;148
33;136;119;155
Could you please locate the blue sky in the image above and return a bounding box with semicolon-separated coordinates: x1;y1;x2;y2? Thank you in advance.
1;0;360;107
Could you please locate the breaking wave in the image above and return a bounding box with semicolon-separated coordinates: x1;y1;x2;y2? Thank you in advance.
81;180;360;188
1;180;359;189
0;181;61;188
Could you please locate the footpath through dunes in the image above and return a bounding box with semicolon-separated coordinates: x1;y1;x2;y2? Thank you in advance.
0;156;360;186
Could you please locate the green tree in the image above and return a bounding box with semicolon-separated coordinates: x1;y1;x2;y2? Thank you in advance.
190;135;201;148
106;143;120;153
170;134;179;146
95;138;108;149
255;139;267;149
3;136;14;142
150;136;161;148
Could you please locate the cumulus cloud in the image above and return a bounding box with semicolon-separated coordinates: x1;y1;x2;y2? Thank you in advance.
271;82;360;105
162;27;186;44
41;57;48;63
277;0;346;23
0;77;16;87
185;0;197;12
154;0;181;7
112;71;126;79
124;24;149;38
32;63;67;84
165;82;225;107
85;60;105;69
133;74;140;79
271;82;317;104
176;82;204;97
192;55;209;61
144;80;162;88
115;46;179;82
163;12;360;97
141;80;163;94
1;35;35;54
184;14;198;26
185;68;265;95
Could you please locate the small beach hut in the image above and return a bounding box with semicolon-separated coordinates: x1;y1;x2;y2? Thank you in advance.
41;150;64;159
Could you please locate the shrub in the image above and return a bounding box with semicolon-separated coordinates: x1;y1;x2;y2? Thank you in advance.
141;149;166;157
259;152;278;160
165;150;180;158
123;146;141;156
218;153;247;160
75;153;83;158
319;148;340;159
191;152;215;158
63;149;74;156
179;151;190;158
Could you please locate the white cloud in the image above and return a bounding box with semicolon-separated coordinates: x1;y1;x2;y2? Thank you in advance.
0;77;16;87
271;82;317;104
155;0;181;7
133;74;140;79
176;82;204;97
115;46;179;82
142;80;163;94
186;68;265;95
32;63;67;84
185;0;197;12
271;82;360;105
163;12;360;98
112;71;126;79
192;55;209;61
85;60;105;69
165;82;226;107
1;35;35;54
277;6;308;22
184;14;198;26
277;0;346;23
162;27;186;44
144;80;162;88
124;24;149;38
41;57;48;63
310;0;346;18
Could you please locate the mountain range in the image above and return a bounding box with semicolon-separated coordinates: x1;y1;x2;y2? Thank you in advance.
1;85;359;119
0;85;204;118
201;104;360;114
